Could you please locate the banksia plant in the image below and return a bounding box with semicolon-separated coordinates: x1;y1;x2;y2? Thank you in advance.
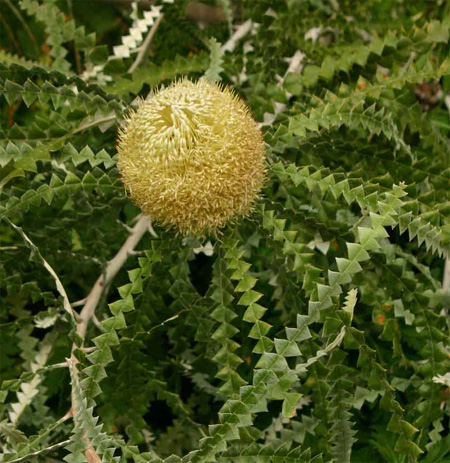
117;79;266;235
2;1;450;463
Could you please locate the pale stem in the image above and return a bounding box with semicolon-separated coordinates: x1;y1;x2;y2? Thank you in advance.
443;258;450;292
73;113;117;134
76;214;152;340
443;95;450;292
68;215;151;462
128;13;164;74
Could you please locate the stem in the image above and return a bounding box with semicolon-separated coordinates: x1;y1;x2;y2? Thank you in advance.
67;357;102;463
6;0;39;56
67;215;151;462
66;0;82;75
28;413;71;450
76;214;151;340
0;13;22;55
128;13;164;74
443;258;450;292
72;113;117;134
5;440;71;463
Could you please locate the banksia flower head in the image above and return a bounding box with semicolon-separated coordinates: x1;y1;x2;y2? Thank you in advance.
117;78;266;236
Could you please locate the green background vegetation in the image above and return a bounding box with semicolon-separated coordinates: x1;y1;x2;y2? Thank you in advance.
0;1;449;462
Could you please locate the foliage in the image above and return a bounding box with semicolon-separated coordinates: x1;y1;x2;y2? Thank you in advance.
0;1;449;462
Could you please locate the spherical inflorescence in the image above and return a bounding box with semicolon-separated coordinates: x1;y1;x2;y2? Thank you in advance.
117;79;266;236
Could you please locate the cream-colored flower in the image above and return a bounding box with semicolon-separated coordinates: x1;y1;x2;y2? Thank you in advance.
117;79;266;236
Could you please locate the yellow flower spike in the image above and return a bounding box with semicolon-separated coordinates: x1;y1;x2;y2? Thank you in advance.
117;78;266;236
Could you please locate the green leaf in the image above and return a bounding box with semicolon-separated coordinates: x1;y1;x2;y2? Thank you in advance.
238;290;263;306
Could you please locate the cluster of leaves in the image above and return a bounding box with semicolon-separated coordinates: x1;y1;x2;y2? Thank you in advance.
0;1;449;463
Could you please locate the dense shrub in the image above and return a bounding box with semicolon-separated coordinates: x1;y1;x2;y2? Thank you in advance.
0;1;449;462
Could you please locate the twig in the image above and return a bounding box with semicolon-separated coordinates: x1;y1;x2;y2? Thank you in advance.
6;0;39;56
27;411;72;450
443;95;450;292
73;113;117;135
91;314;105;332
0;13;22;56
6;219;77;324
148;220;158;238
72;298;87;307
67;357;102;463
443;258;450;292
132;310;189;340
66;0;82;75
68;214;152;462
5;439;71;463
8;217;150;461
76;214;151;339
128;13;164;74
